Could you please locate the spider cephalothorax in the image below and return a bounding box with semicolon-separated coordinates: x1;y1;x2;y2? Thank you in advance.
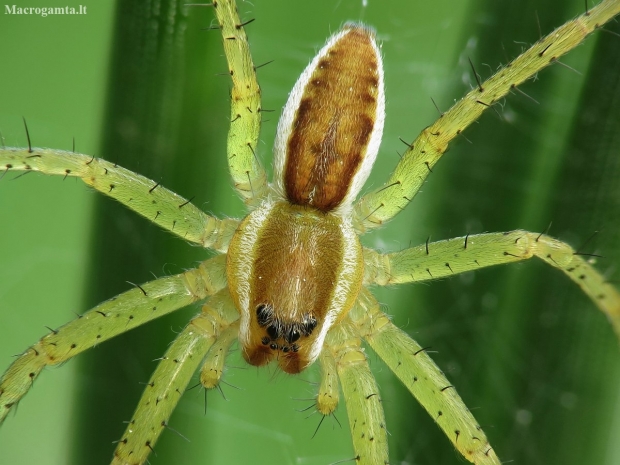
228;24;383;373
228;200;364;373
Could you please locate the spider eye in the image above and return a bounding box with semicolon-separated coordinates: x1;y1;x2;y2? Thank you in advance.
284;327;301;344
301;314;318;336
266;323;281;340
256;303;273;327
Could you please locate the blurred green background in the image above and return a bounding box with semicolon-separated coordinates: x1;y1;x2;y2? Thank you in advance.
1;1;619;464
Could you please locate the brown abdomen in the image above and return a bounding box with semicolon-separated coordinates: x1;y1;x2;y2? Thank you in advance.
283;25;382;212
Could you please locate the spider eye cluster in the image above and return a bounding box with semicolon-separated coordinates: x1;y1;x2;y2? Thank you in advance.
255;303;318;353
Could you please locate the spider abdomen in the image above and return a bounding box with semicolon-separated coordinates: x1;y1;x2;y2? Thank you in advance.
227;200;364;373
273;23;385;213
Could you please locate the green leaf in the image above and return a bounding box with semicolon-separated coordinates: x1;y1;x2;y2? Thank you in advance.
1;1;618;464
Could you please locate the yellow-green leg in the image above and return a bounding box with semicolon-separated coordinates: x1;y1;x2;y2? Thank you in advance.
324;320;388;465
317;348;340;416
0;255;227;425
213;0;268;206
353;0;620;231
349;288;500;465
364;230;620;339
200;320;240;389
112;289;239;465
0;148;238;251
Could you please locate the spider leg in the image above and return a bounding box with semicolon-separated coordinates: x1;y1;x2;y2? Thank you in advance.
316;348;339;416
0;254;227;425
0;148;238;251
365;230;620;338
324;319;388;465
200;319;240;389
352;0;620;232
213;0;268;206
349;287;501;465
111;288;239;465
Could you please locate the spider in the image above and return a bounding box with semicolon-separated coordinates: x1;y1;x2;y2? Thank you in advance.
1;0;620;464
